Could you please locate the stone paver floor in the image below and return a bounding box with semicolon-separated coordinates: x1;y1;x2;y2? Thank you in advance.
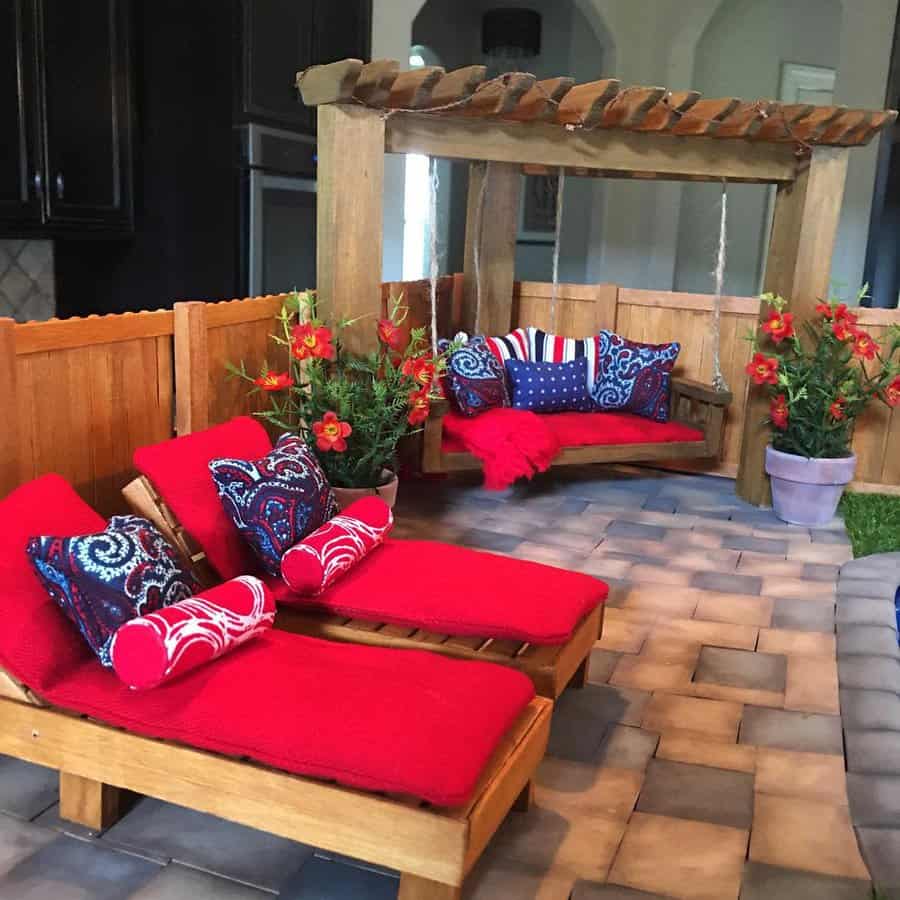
0;467;881;898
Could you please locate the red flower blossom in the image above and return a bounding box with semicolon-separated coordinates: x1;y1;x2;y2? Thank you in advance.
253;371;294;392
401;355;436;388
762;309;795;344
833;303;859;326
851;330;879;361
291;323;335;361
745;352;779;386
884;375;900;407
312;411;351;452
815;302;833;319
832;319;857;343
377;318;406;352
828;396;846;421
770;394;789;431
407;388;430;426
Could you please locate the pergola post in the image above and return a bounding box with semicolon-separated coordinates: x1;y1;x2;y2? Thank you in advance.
735;147;850;506
462;161;520;335
0;319;18;497
317;104;385;354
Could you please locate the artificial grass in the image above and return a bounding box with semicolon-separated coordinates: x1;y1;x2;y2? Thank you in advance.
840;491;900;558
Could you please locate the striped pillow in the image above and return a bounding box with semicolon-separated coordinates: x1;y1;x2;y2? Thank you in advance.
484;328;531;365
529;328;601;387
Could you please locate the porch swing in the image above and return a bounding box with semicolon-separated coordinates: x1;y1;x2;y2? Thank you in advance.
297;58;893;496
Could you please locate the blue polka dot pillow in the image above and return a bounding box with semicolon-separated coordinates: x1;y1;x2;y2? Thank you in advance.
27;516;198;667
209;433;338;576
438;335;509;417
591;331;681;422
505;356;595;414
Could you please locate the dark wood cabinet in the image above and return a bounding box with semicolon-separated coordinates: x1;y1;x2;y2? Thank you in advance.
0;0;133;235
0;0;41;226
239;0;371;132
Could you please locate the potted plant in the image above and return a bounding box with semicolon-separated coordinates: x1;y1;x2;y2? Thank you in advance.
231;290;443;508
746;290;900;526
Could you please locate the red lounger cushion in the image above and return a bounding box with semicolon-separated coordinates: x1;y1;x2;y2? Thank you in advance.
272;539;607;645
134;417;273;581
441;410;704;453
0;476;535;807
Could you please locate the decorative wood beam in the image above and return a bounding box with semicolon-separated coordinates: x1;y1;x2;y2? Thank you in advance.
599;86;667;129
296;59;363;106
464;73;536;117
634;90;701;132
556;79;620;127
354;59;400;106
670;98;741;135
504;77;575;122
429;65;486;108
387;67;446;109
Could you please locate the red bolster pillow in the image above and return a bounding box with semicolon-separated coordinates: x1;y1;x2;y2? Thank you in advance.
110;576;275;689
281;496;393;595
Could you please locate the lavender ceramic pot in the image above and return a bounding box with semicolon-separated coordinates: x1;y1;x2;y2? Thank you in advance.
765;445;856;526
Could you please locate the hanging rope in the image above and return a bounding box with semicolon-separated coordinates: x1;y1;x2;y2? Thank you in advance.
548;167;566;329
472;161;490;335
711;181;730;393
428;157;440;358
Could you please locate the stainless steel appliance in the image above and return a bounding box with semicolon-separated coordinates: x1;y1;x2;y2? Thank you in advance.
238;123;317;297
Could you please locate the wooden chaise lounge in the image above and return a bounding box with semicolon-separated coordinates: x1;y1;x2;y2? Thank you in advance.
123;417;606;699
0;474;552;900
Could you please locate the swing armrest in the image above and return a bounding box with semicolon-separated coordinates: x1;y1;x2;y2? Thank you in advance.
422;397;450;473
428;397;451;421
671;378;732;407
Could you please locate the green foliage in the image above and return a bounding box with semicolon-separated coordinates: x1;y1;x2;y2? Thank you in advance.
840;491;900;558
751;289;900;459
230;290;446;488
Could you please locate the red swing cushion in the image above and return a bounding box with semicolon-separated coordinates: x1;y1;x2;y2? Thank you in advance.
134;417;274;581
272;538;607;645
0;476;535;807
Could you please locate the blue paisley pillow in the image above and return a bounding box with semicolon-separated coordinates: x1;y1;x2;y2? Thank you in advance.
209;434;338;576
27;516;198;667
591;331;681;422
506;356;595;413
438;335;509;417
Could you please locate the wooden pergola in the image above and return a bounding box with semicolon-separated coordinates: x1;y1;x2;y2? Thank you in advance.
298;58;896;506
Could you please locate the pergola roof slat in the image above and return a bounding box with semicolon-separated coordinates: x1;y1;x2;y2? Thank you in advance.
297;59;897;150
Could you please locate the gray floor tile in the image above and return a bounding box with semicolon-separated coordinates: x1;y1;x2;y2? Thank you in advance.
641;496;677;514
739;706;843;754
740;861;870;899
837;579;899;600
587;648;622;684
841;690;900;731
279;856;398;899
606;521;667;541
722;535;788;556
839;657;900;691
847;773;900;827
598;725;659;771
128;863;271;898
694;646;787;692
456;528;522;554
837;596;897;629
573;881;673;898
773;597;836;633
804;562;841;582
811;530;852;545
846;731;900;775
691;571;764;595
0;833;160;899
101;799;311;891
838;626;900;659
34;802;103;840
856;827;900;891
635;759;753;829
0;815;58;875
0;755;58;820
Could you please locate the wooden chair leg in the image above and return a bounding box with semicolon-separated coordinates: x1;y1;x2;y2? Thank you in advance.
512;780;534;812
570;657;590;690
398;873;462;899
59;772;129;831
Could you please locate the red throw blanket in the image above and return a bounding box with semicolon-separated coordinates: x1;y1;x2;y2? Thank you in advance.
442;408;560;490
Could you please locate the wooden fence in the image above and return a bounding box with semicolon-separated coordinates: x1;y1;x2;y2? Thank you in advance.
1;279;898;513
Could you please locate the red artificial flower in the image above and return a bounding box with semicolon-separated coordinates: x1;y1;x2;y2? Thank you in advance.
851;330;879;361
832;319;857;343
401;355;436;388
833;303;859;326
770;394;789;431
253;371;294;392
377;318;406;352
312;411;351;452
407;388;430;426
815;302;833;319
291;323;335;361
745;352;779;386
884;375;900;407
828;396;846;421
762;309;795;344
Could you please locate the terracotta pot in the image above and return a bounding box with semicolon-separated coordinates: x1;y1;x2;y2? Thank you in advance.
765;445;856;526
331;470;399;511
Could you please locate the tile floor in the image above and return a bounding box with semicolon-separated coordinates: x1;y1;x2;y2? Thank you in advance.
0;467;874;898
